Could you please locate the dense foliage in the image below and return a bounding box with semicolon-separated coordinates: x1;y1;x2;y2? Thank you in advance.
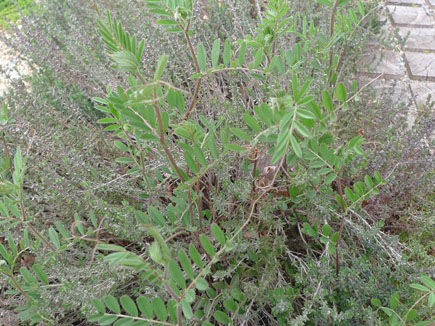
0;0;33;28
0;0;433;325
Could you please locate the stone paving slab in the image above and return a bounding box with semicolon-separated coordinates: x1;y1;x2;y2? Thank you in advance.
405;52;435;80
410;80;435;105
359;48;405;77
387;5;434;27
358;76;411;102
358;2;435;130
357;76;418;128
398;27;435;51
387;0;425;4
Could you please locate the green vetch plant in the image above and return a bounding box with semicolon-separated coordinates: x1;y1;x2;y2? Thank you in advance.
371;275;435;325
83;0;397;324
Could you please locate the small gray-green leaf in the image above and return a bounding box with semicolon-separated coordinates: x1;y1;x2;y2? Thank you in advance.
149;241;164;265
409;283;430;292
420;275;435;290
178;250;194;280
169;260;186;290
293;120;311;138
322;90;333;112
104;295;121;314
289;134;302;158
211;38;221;67
195;277;209;291
48;227;60;249
32;264;49;285
238;42;247;66
200;235;217;257
189;243;204;268
214;310;230;325
197;44;207;72
211;223;226;246
181;300;194;319
335;82;348;102
120;295;138;317
223;39;232;66
91;299;105;314
137;296;154;319
110;50;140;73
154;54;169;81
152;297;168;321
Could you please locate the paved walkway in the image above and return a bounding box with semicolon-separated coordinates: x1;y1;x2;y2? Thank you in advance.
1;1;434;116
359;0;435;129
0;35;31;96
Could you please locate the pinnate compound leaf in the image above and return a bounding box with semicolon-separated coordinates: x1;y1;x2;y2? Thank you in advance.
97;243;126;252
243;113;261;132
211;38;221;67
157;19;178;25
294;120;311;138
154;54;169;81
48;227;61;249
211;223;226;246
99;315;119;325
114;318;136;326
197;43;207;72
20;267;37;285
104;295;121;314
110;50;139;73
428;292;435;308
322;90;333;112
380;307;394;317
136;297;154;319
420;275;435;289
371;298;381;307
178;250;194;280
223;39;232;66
335;82;348;102
290;134;302;158
302;222;317;237
224;143;246;153
92;299;106;314
272;132;290;164
406;309;417;321
414;322;432;326
230;127;250;141
32;264;49;285
181;300;193;319
189;243;204;268
184;289;196;303
152;297;168;321
322;224;333;237
149;241;164;265
169;260;186;289
195;277;209;291
200;235;217;257
409;283;430;292
167;299;178;323
214;310;231;324
224;299;238;312
297;108;316;120
120;295;138;317
238;42;247;66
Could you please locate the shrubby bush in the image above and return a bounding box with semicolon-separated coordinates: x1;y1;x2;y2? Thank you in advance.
0;0;434;325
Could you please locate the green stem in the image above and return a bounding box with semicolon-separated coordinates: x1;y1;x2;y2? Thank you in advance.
1;270;29;299
328;0;340;85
